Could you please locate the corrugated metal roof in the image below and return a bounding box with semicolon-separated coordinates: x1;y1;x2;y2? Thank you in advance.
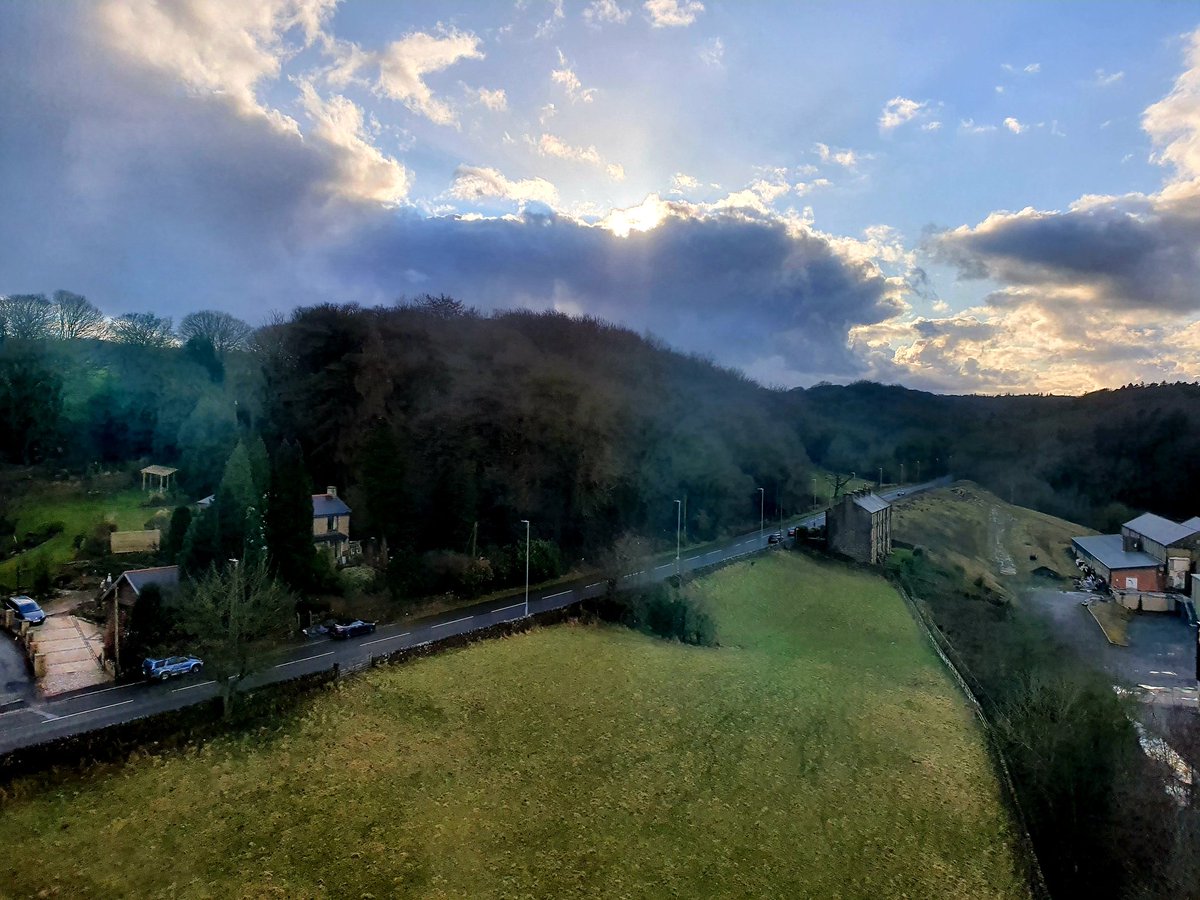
1073;534;1159;571
125;566;179;595
1122;513;1200;547
313;494;352;517
852;493;890;514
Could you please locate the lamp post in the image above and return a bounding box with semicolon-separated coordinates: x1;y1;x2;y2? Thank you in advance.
878;466;883;488
900;462;905;484
521;519;530;617
811;476;817;509
674;499;682;576
916;459;921;483
757;487;764;544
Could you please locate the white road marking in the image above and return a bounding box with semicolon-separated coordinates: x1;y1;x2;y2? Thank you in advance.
274;651;334;668
707;550;719;556
543;590;572;600
655;564;672;571
686;556;699;561
42;699;135;722
492;603;524;615
172;680;216;693
586;582;601;589
434;616;473;629
1138;684;1168;692
362;632;411;647
60;682;139;698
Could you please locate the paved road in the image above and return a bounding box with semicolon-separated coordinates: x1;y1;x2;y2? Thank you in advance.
0;632;34;709
0;482;941;754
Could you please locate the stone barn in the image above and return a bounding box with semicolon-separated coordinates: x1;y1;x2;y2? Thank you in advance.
827;489;892;565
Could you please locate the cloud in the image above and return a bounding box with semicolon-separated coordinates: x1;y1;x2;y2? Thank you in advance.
371;29;484;125
470;86;508;111
538;132;603;165
551;50;597;103
1095;68;1125;87
1001;62;1040;75
959;118;997;134
1003;117;1026;134
671;173;700;193
535;0;566;39
447;165;559;206
922;121;942;132
643;0;704;28
1143;30;1200;179
814;142;859;168
606;163;627;181
583;0;630;26
699;37;724;67
879;96;927;130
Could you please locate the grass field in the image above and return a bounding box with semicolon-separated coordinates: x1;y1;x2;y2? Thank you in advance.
0;474;161;586
891;480;1090;598
0;552;1025;898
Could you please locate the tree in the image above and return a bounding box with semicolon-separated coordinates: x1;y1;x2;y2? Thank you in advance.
175;557;293;718
0;294;54;341
108;312;174;348
182;336;224;383
163;505;193;564
178;506;221;578
214;441;258;561
266;439;316;592
51;290;106;340
179;309;252;353
0;346;64;463
124;583;172;667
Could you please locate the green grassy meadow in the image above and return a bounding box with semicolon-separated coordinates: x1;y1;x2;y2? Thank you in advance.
0;475;157;586
0;552;1025;898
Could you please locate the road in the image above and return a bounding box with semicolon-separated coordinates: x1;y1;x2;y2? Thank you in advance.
0;481;941;754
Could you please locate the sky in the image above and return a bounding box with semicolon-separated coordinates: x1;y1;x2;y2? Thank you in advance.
2;1;1200;395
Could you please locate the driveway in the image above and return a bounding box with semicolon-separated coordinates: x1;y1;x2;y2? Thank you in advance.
1026;587;1198;707
0;631;34;707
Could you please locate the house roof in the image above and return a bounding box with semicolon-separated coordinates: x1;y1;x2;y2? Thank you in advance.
1184;517;1200;530
852;492;891;514
313;531;349;543
1122;513;1200;547
313;493;351;517
196;494;215;509
101;565;179;603
1073;535;1159;571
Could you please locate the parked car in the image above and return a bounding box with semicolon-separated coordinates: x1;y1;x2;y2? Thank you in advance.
786;526;797;538
5;595;46;627
767;532;782;545
328;619;377;639
142;656;204;681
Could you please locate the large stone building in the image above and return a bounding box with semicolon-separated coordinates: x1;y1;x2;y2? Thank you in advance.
827;489;892;565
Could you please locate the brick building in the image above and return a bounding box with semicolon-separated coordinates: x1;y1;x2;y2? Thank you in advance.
1120;513;1200;591
827;489;892;565
1072;535;1162;592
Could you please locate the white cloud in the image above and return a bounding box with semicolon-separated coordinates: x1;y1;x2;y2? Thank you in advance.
539;103;558;123
607;163;626;181
374;30;483;125
643;0;704;27
1144;30;1200;179
794;178;831;196
699;37;724;67
538;132;602;165
879;96;928;131
1095;68;1125;87
1024;63;1041;73
995;85;1005;94
297;81;410;204
448;165;558;206
98;0;336;129
552;50;597;103
960;118;997;134
583;0;630;26
535;0;566;39
922;121;942;132
1001;62;1040;75
470;86;508;111
815;142;859;168
670;172;700;193
1003;117;1027;134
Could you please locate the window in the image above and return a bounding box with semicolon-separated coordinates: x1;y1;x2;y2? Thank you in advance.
328;515;337;532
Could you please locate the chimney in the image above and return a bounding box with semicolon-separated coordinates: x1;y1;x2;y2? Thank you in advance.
327;486;337;498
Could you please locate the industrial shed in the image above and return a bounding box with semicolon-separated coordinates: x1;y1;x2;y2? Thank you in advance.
1072;534;1162;592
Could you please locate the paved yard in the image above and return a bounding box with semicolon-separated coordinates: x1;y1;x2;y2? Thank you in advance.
1026;587;1198;708
29;615;110;697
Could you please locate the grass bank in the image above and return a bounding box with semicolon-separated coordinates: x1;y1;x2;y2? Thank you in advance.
0;552;1024;898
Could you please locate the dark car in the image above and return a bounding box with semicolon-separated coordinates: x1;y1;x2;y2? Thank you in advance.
143;655;204;681
786;526;797;538
328;619;377;639
767;532;782;545
5;595;46;626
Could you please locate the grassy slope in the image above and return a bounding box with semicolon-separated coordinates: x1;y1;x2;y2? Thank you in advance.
0;553;1023;898
0;474;159;585
891;480;1092;598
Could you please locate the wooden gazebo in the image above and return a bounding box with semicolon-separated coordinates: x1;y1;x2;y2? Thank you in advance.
140;465;178;493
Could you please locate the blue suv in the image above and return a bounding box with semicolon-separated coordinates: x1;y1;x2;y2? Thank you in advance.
142;656;204;681
5;595;47;627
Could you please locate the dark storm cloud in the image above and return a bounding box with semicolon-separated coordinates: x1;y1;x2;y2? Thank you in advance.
930;195;1200;313
0;4;902;382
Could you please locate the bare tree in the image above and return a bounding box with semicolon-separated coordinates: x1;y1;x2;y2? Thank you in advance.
51;290;107;340
108;312;174;348
0;294;54;340
179;309;252;352
176;556;293;718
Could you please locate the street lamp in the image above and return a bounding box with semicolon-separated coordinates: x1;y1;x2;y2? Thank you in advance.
916;459;921;483
757;487;764;543
878;466;883;488
811;475;817;509
674;499;682;575
520;519;530;617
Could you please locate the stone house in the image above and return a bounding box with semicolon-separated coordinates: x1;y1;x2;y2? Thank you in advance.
312;486;352;557
827;489;892;565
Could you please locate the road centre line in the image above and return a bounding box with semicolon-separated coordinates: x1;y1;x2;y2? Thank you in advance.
55;682;139;699
586;582;601;589
434;616;473;629
686;556;699;561
274;652;334;668
543;590;572;600
172;680;216;693
492;603;524;615
42;699;135;722
362;632;411;647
